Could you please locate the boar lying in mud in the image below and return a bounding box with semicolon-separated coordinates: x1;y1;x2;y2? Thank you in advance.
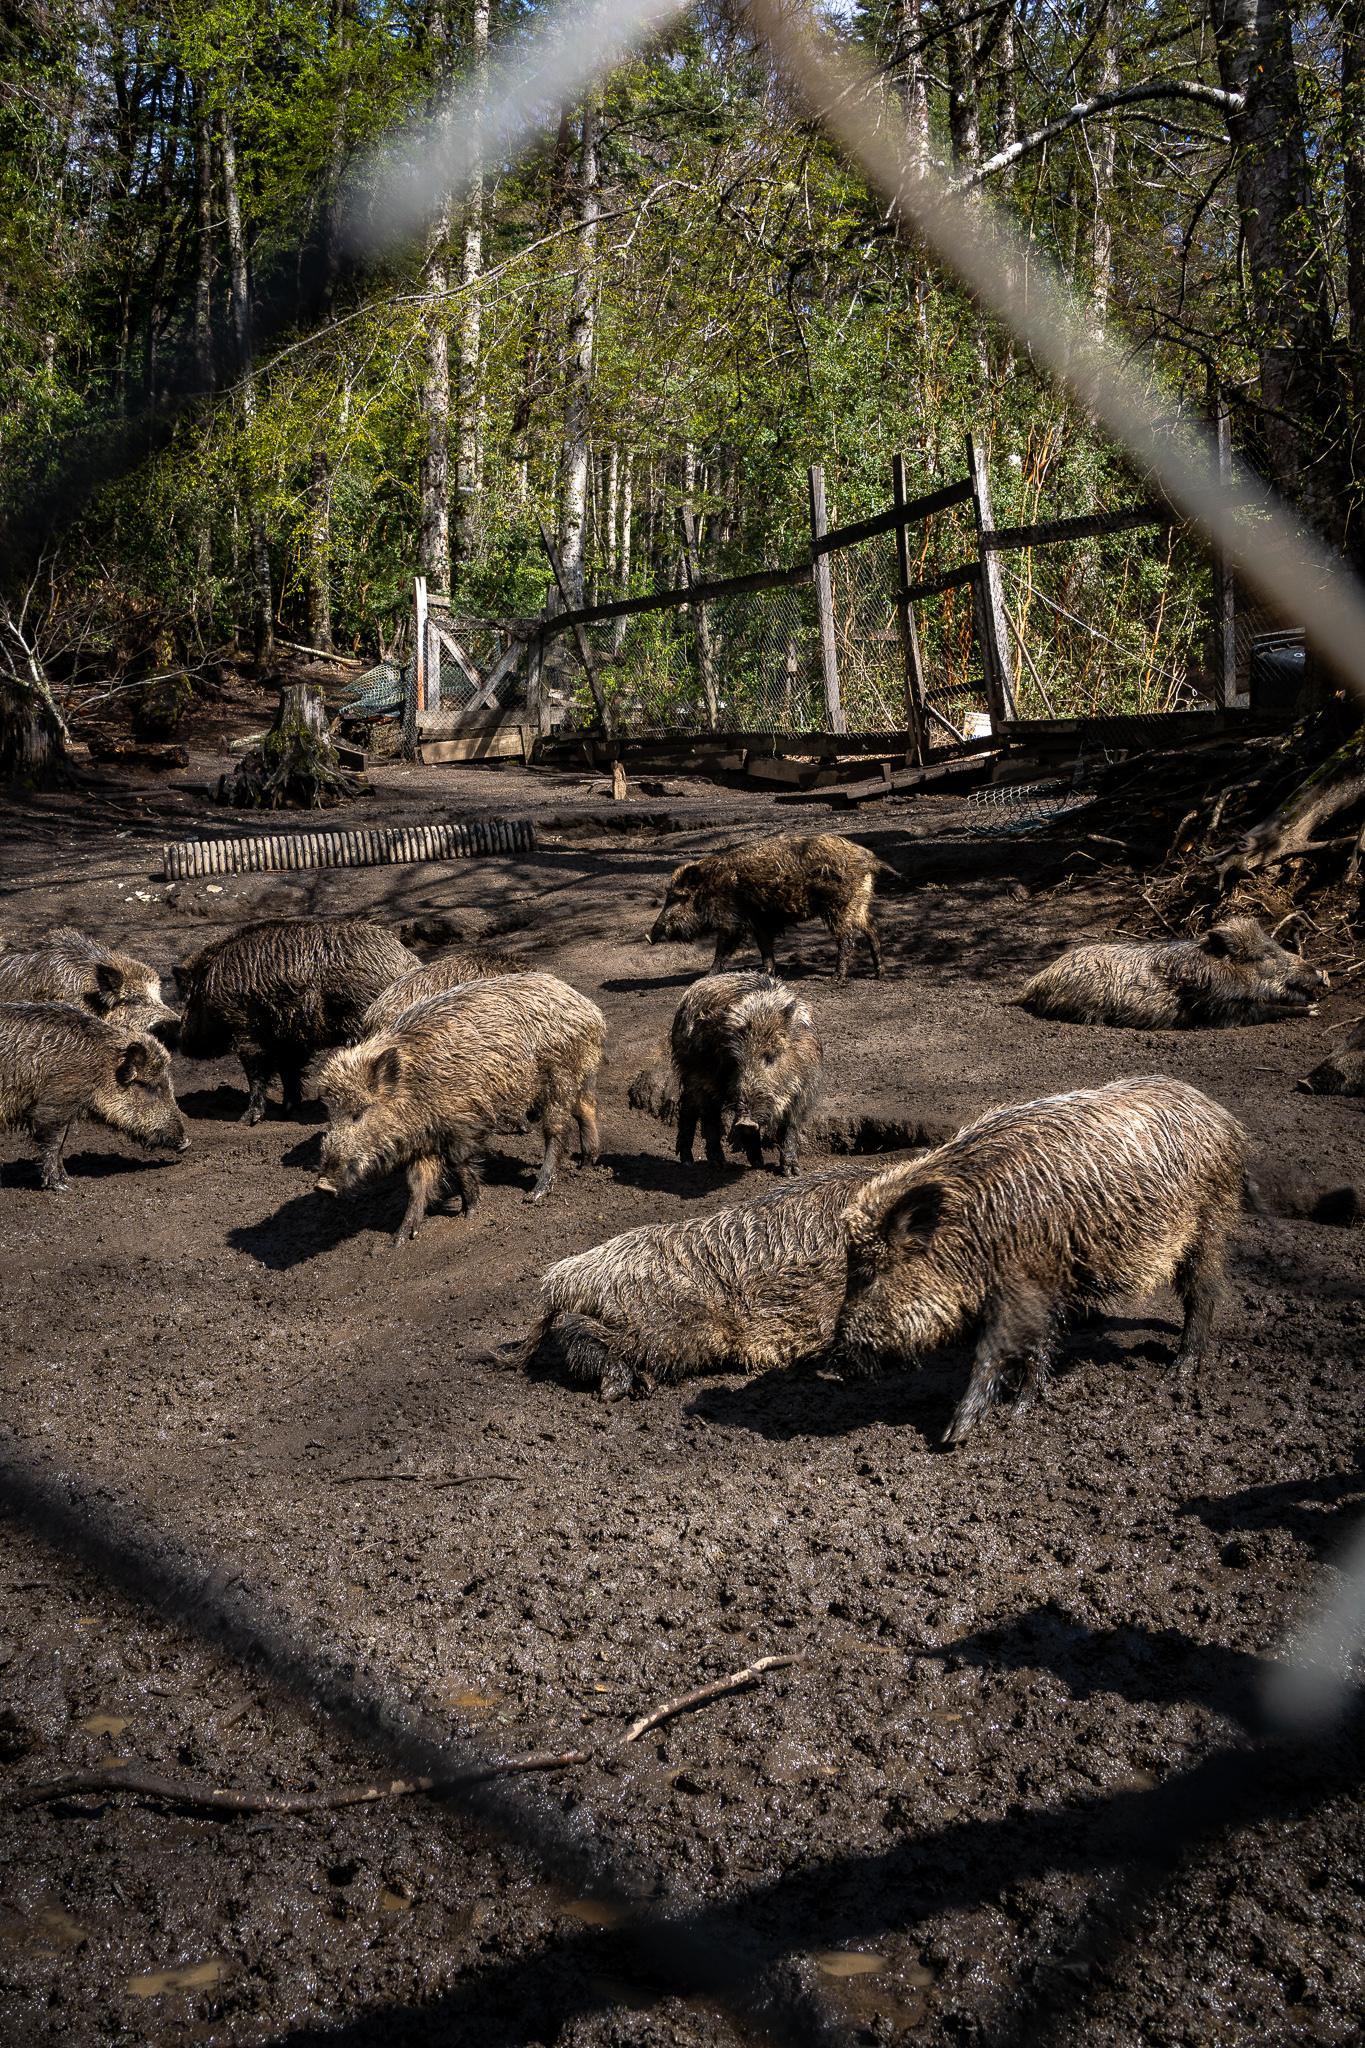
0;1002;189;1189
649;832;895;980
316;972;605;1243
1298;1018;1365;1096
175;918;418;1123
359;947;525;1036
670;971;822;1175
522;1164;879;1401
1014;918;1326;1028
0;927;179;1042
833;1076;1250;1444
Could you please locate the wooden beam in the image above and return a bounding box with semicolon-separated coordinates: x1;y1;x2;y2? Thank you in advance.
901;563;979;603
808;464;845;736
811;476;974;555
980;503;1170;551
680;504;719;728
893;453;927;769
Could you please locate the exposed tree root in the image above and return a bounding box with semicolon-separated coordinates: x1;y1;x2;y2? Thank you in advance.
219;682;371;809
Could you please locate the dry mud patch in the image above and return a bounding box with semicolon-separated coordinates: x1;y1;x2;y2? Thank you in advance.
0;759;1362;2048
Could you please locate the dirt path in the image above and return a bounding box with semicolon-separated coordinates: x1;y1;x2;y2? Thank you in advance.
1;751;1362;2048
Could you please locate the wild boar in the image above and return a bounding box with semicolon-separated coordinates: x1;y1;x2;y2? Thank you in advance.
670;971;822;1174
175;918;419;1124
832;1076;1250;1445
0;927;179;1042
1013;918;1327;1028
521;1163;880;1401
0;1002;189;1189
315;972;605;1243
359;946;525;1036
648;833;896;980
1297;1017;1365;1096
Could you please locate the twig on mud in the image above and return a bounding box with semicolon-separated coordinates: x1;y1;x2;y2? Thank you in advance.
623;1656;805;1744
1140;888;1179;934
327;1471;516;1488
5;1749;590;1813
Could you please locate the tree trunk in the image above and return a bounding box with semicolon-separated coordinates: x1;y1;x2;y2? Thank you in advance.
418;0;453;594
306;450;333;651
319;0;354;321
1343;0;1365;573
191;88;215;641
1221;731;1365;875
559;91;601;611
451;0;489;597
221;107;274;667
221;684;369;809
1086;0;1120;334
1210;0;1342;533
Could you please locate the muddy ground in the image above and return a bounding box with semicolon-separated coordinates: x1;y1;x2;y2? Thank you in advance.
1;719;1363;2048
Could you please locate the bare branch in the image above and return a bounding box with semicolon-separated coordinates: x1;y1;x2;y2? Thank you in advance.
949;80;1245;194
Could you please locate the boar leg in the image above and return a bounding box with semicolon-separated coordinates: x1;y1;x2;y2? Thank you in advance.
528;1112;572;1202
776;1121;801;1177
1171;1236;1224;1374
749;922;779;976
943;1283;1052;1445
396;1151;446;1242
33;1113;73;1191
277;1053;307;1120
701;1106;726;1168
235;1042;275;1126
574;1089;601;1169
676;1094;700;1163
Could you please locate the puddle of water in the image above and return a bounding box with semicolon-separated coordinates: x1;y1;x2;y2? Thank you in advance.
379;1890;412;1913
816;1951;888;1977
589;1974;656;2012
80;1714;129;1736
905;1962;936;1987
560;1898;633;1929
127;1959;225;1998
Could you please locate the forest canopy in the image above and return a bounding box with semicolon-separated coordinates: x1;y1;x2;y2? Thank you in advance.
0;0;1361;710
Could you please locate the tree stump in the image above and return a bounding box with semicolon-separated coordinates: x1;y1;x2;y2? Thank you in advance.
220;683;370;809
0;677;69;787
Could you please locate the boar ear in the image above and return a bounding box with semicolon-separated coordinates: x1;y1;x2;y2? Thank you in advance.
96;961;128;996
368;1046;402;1097
878;1179;944;1249
115;1042;150;1086
672;863;700;889
1198;925;1234;958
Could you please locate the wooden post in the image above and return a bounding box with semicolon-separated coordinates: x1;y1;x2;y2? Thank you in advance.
892;453;928;767
536;516;613;736
407;574;426;752
965;433;1018;727
808;465;845;735
1212;394;1238;710
679;504;719;729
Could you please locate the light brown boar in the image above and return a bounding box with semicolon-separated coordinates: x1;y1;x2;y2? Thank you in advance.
670;971;822;1174
832;1077;1250;1445
0;1002;189;1189
1297;1018;1365;1096
0;927;179;1042
648;833;896;980
315;972;605;1243
1013;918;1327;1028
521;1163;880;1401
175;918;419;1123
359;946;525;1036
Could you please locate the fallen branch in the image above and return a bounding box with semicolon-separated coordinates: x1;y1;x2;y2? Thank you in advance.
623;1655;805;1744
6;1748;589;1813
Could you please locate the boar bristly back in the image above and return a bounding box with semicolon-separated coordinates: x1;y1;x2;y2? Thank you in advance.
1015;918;1327;1028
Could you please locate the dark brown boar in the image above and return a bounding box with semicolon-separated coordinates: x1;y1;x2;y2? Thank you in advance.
648;833;896;980
670;971;822;1174
174;918;419;1124
1013;918;1327;1028
315;972;605;1243
521;1163;880;1401
1297;1018;1365;1096
0;927;179;1042
0;1002;189;1189
832;1076;1250;1446
359;947;525;1036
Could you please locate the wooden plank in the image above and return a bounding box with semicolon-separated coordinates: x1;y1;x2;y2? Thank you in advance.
811;476;974;555
966;434;1018;725
540;561;812;639
900;562;979;602
981;503;1171;552
460;636;523;713
432;624;483;693
417;729;527;764
679;504;719;728
407;575;426;748
808;464;845;736
893;452;927;768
